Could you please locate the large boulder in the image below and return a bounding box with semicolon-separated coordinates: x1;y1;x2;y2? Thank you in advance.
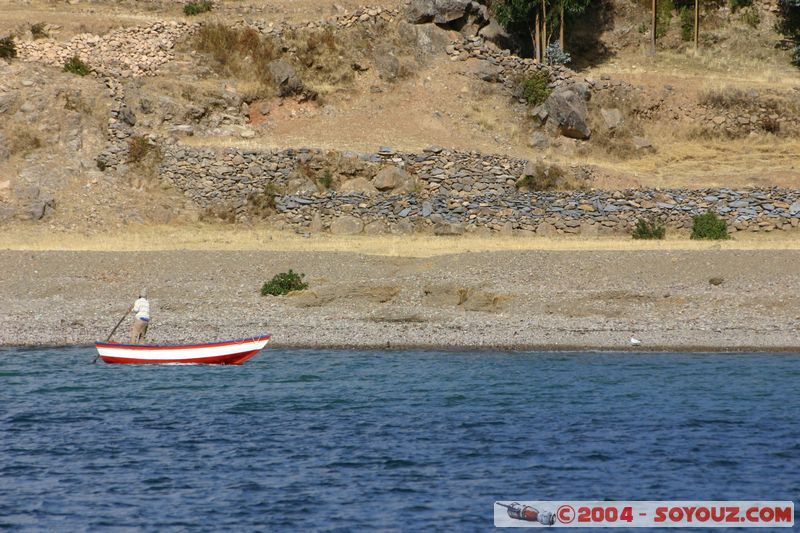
340;177;378;195
330;215;364;235
544;88;591;140
468;59;501;82
434;0;472;24
268;60;303;97
372;166;415;193
406;0;436;23
284;173;317;195
406;0;484;27
477;19;514;50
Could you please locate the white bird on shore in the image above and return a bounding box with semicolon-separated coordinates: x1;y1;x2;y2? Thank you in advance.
630;336;642;346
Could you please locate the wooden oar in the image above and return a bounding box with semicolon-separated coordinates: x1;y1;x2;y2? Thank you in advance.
92;308;130;364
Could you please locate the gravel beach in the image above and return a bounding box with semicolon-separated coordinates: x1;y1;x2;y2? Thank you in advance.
2;249;800;351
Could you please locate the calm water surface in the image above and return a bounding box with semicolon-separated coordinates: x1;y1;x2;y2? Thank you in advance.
1;348;798;531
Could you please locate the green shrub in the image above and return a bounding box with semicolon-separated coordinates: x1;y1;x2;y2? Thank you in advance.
632;217;666;239
520;70;551;107
184;0;213;16
64;55;91;76
740;6;760;28
317;170;333;189
680;7;694;41
656;0;674;39
261;270;308;296
730;0;752;12
691;212;730;240
792;44;800;68
30;23;48;40
0;35;16;59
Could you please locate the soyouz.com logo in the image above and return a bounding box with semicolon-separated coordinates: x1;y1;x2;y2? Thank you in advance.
493;501;795;528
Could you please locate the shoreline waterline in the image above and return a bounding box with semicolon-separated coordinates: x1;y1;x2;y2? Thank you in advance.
4;343;800;354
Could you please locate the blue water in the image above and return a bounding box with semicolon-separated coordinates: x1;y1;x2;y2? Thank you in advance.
0;348;798;532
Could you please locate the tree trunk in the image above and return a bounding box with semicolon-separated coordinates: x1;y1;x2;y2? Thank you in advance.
560;2;565;51
694;0;699;49
651;0;657;53
533;13;541;63
542;0;548;57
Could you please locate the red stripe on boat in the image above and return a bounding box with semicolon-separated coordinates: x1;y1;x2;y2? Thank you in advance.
96;334;271;351
99;350;261;365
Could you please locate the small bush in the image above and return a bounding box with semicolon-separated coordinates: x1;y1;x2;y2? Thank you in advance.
520;71;552;107
261;270;308;296
545;43;571;65
0;35;16;59
691;212;730;240
730;0;752;12
246;182;280;218
127;136;152;163
760;116;780;133
30;23;48;40
184;0;213;16
632;217;666;239
698;88;750;108
680;7;694;41
317;170;333;189
740;6;760;28
792;45;800;68
193;23;279;82
64;55;91;76
9;128;42;155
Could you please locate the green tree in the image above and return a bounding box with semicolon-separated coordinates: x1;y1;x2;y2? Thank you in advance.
494;0;591;61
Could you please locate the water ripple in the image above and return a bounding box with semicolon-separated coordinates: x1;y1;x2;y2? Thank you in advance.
0;347;798;530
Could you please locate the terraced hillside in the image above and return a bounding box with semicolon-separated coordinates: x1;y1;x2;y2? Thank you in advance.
1;0;799;233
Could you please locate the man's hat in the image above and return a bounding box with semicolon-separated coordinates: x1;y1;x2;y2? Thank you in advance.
139;288;147;298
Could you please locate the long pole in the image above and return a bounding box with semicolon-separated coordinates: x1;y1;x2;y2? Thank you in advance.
694;0;699;50
92;308;130;364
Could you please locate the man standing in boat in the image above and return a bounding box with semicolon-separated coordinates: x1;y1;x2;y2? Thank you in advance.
129;289;150;344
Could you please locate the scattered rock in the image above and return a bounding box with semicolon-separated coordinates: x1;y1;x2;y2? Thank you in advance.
709;277;724;286
632;136;655;153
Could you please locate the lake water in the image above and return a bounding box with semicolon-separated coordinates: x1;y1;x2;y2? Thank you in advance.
1;348;798;531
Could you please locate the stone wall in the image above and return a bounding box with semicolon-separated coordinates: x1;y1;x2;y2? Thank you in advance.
158;144;800;235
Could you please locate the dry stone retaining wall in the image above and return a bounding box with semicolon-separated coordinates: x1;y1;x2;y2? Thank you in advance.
158;144;800;235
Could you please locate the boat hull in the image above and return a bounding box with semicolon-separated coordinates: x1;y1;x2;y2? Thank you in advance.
95;335;271;365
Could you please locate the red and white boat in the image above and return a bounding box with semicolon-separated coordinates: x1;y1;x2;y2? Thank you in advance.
94;334;271;365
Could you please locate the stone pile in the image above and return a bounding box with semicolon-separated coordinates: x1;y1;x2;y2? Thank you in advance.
447;35;578;95
235;6;401;36
16;21;195;78
696;105;799;136
157;144;800;234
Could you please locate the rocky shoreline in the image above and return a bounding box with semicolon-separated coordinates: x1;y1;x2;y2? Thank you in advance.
2;248;800;351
